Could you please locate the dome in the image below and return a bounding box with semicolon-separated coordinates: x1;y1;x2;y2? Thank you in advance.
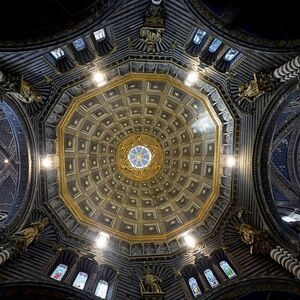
44;67;235;251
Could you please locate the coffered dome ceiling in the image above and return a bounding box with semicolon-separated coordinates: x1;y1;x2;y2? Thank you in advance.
44;61;235;254
58;75;219;240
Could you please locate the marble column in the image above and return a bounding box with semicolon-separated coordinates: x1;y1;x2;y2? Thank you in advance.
236;221;300;279
0;248;12;266
270;246;300;279
273;55;300;83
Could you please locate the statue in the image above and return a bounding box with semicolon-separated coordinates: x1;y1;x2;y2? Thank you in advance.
139;0;166;53
144;1;165;28
0;70;43;103
11;218;49;252
238;72;274;100
235;223;255;246
139;269;163;294
235;222;272;255
140;28;164;52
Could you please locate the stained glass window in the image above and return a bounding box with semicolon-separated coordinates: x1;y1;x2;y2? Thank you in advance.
50;263;68;281
204;269;219;288
72;271;88;290
94;29;106;41
95;280;109;299
219;261;236;279
224;48;239;61
208;38;222;53
193;29;206;45
50;48;65;60
73;38;86;51
188;277;202;297
128;146;152;169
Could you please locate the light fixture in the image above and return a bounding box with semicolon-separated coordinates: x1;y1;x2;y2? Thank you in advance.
41;156;52;168
93;71;107;87
183;233;196;248
4;159;9;164
225;156;236;168
96;232;109;248
184;71;198;87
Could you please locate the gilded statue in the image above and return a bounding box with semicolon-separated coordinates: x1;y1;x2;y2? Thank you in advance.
238;72;274;100
235;222;272;255
235;223;255;246
144;1;165;28
11;218;49;252
139;269;163;294
0;70;43;103
139;0;166;53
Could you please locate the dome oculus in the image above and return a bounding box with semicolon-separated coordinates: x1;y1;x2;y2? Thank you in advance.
116;133;163;182
128;145;152;169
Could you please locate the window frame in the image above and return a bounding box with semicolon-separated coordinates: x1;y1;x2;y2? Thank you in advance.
94;279;109;299
192;29;206;45
72;271;89;290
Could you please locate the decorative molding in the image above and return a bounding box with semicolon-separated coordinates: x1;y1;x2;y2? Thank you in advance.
116;133;164;182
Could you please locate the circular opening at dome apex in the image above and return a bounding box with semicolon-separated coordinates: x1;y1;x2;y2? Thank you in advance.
128;145;152;169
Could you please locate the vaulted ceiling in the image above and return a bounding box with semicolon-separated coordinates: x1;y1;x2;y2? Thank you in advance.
0;0;299;257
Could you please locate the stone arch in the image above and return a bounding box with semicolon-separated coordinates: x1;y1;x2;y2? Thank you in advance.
253;80;300;249
0;98;36;235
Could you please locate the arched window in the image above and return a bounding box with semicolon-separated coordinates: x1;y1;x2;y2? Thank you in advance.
72;38;86;51
219;260;236;279
208;38;222;53
50;48;65;60
95;280;109;299
224;48;239;61
188;277;202;297
193;29;206;45
204;269;219;288
72;271;89;290
93;28;106;41
50;263;68;281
